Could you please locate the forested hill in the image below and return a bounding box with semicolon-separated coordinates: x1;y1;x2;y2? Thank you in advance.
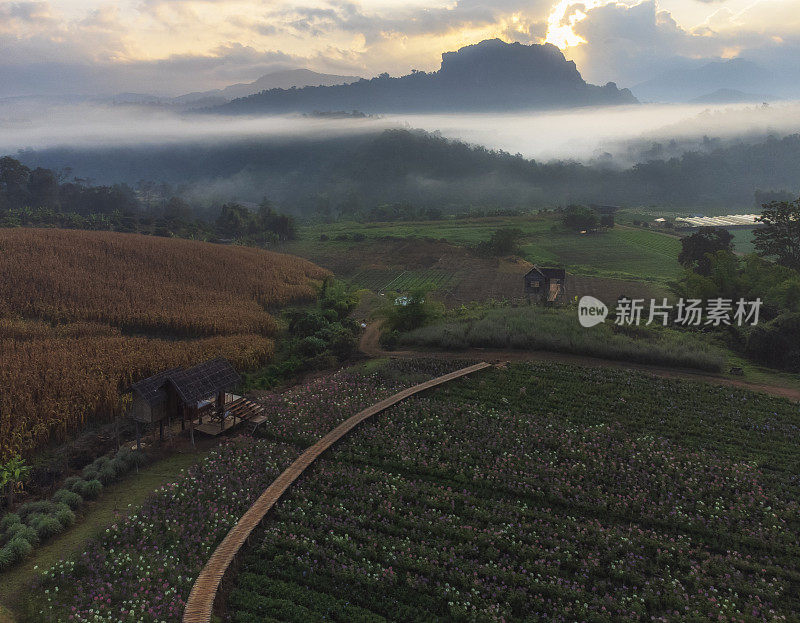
207;39;637;115
16;130;800;213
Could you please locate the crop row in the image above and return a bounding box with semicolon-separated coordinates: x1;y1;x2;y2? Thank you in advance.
231;362;800;621
25;360;800;621
348;269;459;294
235;461;790;621
0;228;326;336
29;438;300;622
0;228;329;458
0;447;148;570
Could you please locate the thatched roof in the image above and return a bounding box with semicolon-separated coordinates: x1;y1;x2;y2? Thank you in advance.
130;368;182;407
128;358;240;407
168;358;241;405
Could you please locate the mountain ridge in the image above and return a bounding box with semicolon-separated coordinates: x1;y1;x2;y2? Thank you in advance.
171;68;362;106
206;39;637;115
633;58;776;103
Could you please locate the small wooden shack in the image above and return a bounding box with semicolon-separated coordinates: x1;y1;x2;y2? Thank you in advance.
128;358;254;445
524;266;567;304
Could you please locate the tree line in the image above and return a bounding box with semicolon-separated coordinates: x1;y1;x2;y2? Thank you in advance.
17;130;800;218
0;156;296;244
675;198;800;371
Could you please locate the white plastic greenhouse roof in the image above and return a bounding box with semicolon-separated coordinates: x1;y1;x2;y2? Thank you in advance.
675;214;761;227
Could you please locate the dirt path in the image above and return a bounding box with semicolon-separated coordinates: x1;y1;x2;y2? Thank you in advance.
360;322;800;402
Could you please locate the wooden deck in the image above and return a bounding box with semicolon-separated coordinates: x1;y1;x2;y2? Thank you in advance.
182;362;491;623
193;397;265;437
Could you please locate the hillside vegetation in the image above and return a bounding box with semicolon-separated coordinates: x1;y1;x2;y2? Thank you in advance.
0;229;328;459
20;130;800;213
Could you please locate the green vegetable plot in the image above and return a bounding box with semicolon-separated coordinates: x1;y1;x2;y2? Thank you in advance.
232;362;800;622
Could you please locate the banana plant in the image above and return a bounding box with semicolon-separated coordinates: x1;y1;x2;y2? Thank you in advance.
0;455;30;507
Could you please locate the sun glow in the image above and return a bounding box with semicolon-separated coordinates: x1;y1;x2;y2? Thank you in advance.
544;0;607;49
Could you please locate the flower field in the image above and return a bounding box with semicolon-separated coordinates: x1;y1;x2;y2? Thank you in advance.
0;228;328;458
231;362;800;622
29;438;300;622
24;360;800;622
25;363;442;622
252;358;471;445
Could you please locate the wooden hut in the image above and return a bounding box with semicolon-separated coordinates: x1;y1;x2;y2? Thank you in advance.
129;367;182;426
127;358;244;446
524;266;566;304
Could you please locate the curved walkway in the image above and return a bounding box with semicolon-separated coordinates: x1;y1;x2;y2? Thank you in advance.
183;361;491;623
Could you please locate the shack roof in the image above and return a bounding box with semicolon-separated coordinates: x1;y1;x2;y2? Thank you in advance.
130;368;182;408
526;266;566;280
128;358;240;408
167;358;241;405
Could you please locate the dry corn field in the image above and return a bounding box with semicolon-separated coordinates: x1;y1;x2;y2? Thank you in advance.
0;228;329;459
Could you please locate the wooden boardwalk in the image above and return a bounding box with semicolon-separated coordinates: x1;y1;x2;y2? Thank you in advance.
183;362;491;623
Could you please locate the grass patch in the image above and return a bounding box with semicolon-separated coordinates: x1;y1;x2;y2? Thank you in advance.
291;216;683;283
522;227;682;281
724;353;800;392
730;227;757;254
399;304;726;372
0;449;207;618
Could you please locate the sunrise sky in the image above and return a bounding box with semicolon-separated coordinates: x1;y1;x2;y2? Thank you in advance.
2;0;799;97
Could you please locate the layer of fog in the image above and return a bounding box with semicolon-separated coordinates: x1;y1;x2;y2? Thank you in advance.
2;99;800;165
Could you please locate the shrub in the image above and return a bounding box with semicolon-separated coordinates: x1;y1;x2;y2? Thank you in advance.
746;312;800;371
398;306;725;372
96;461;119;485
476;227;525;256
63;476;82;490
68;478;102;499
378;288;442;333
5;536;33;559
29;514;63;540
0;544;16;570
298;336;328;357
17;500;57;521
82;479;103;500
53;504;76;529
68;477;89;496
52;488;82;510
81;456;109;481
0;537;33;569
115;448;146;471
379;329;400;350
0;513;21;532
4;523;39;546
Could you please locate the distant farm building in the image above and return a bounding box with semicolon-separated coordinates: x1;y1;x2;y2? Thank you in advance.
591;205;619;228
524;266;567;303
127;358;265;444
